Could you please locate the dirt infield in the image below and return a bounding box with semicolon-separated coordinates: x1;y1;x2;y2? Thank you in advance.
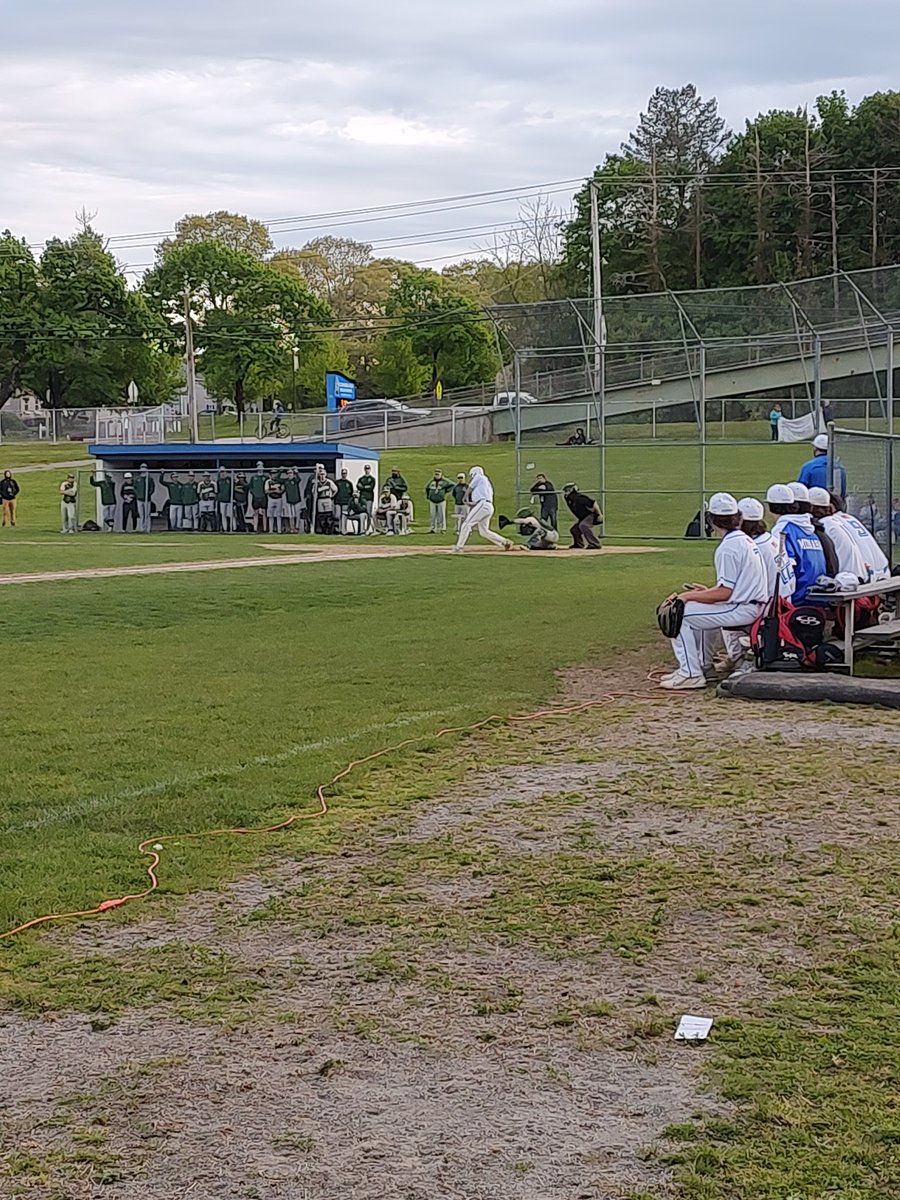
0;543;663;587
3;661;897;1198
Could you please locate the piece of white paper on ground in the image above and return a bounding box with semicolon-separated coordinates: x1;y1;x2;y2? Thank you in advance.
675;1015;713;1041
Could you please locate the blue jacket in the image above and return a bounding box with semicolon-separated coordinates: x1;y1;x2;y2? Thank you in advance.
798;455;847;498
780;519;827;603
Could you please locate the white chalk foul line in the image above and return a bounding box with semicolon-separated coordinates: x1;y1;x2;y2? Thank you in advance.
3;705;479;836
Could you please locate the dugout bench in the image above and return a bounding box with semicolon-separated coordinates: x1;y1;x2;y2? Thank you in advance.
807;576;900;675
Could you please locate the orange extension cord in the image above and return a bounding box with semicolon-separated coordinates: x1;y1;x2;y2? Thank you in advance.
0;681;678;943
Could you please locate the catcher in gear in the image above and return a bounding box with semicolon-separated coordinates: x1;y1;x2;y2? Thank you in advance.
499;509;560;551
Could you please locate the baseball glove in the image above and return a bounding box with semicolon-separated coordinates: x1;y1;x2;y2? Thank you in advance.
656;594;685;639
498;515;512;530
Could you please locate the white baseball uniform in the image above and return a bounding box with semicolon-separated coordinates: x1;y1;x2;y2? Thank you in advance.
834;513;890;580
672;531;768;678
454;469;509;551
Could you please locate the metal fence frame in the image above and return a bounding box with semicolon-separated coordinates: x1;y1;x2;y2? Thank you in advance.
829;424;900;567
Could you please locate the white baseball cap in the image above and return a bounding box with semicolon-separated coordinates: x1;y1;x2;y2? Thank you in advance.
813;434;829;451
808;487;832;507
708;492;739;515
767;484;795;505
789;482;811;503
738;497;764;521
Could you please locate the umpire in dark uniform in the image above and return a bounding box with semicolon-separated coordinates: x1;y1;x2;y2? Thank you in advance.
563;482;603;549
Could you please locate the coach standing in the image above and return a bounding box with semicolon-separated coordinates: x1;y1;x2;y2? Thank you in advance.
563;483;603;550
530;473;558;529
0;470;19;527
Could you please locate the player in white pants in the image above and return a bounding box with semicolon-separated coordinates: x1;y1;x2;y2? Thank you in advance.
661;493;768;690
453;466;513;553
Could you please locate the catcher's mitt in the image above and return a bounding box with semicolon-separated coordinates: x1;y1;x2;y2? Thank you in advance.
656;594;685;639
498;515;512;530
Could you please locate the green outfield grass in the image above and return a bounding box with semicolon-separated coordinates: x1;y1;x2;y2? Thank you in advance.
1;444;897;1200
0;438;814;572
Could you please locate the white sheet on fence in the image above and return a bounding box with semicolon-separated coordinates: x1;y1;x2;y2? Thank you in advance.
778;413;825;443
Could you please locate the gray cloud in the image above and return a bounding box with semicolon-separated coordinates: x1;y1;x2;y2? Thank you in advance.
2;1;897;271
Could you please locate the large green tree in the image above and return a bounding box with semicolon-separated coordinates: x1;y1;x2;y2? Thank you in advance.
143;242;332;412
375;266;497;395
0;233;40;408
18;228;180;408
157;211;274;262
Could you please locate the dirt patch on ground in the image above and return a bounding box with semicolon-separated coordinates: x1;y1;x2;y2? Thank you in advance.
0;542;662;587
5;667;900;1199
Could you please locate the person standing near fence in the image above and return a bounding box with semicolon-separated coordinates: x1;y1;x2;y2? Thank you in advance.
385;467;408;503
453;466;513;554
160;471;183;530
135;464;154;532
451;472;468;534
233;472;250;532
530;473;558;530
198;474;217;532
90;470;117;531
120;472;139;532
0;471;19;527
266;471;285;534
182;473;200;532
357;466;376;532
769;405;782;441
216;467;234;532
425;470;452;533
59;473;78;534
282;468;303;533
335;469;354;534
798;434;847;498
249;462;269;533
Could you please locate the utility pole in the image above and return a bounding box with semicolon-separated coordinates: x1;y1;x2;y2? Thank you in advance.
872;167;880;268
590;181;604;390
184;289;199;442
830;175;840;313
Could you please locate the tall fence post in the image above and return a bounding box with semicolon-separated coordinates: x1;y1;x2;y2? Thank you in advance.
585;401;591;443
52;409;58;444
887;329;894;436
699;344;707;535
451;406;457;446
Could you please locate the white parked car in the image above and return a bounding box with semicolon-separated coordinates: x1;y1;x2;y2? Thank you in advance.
491;391;539;408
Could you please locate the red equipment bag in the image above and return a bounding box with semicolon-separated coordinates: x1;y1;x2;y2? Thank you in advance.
750;594;828;671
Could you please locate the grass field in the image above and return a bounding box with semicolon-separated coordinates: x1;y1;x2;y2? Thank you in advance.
1;436;897;1200
0;437;812;565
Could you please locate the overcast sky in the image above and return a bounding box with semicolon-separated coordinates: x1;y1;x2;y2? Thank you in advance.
2;0;898;276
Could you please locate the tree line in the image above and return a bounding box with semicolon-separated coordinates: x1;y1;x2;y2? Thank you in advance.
2;84;899;414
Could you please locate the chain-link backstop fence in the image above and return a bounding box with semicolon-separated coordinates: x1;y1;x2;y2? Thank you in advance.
830;427;900;566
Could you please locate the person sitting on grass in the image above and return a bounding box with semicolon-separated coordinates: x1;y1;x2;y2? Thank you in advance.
660;493;768;691
563;483;603;550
